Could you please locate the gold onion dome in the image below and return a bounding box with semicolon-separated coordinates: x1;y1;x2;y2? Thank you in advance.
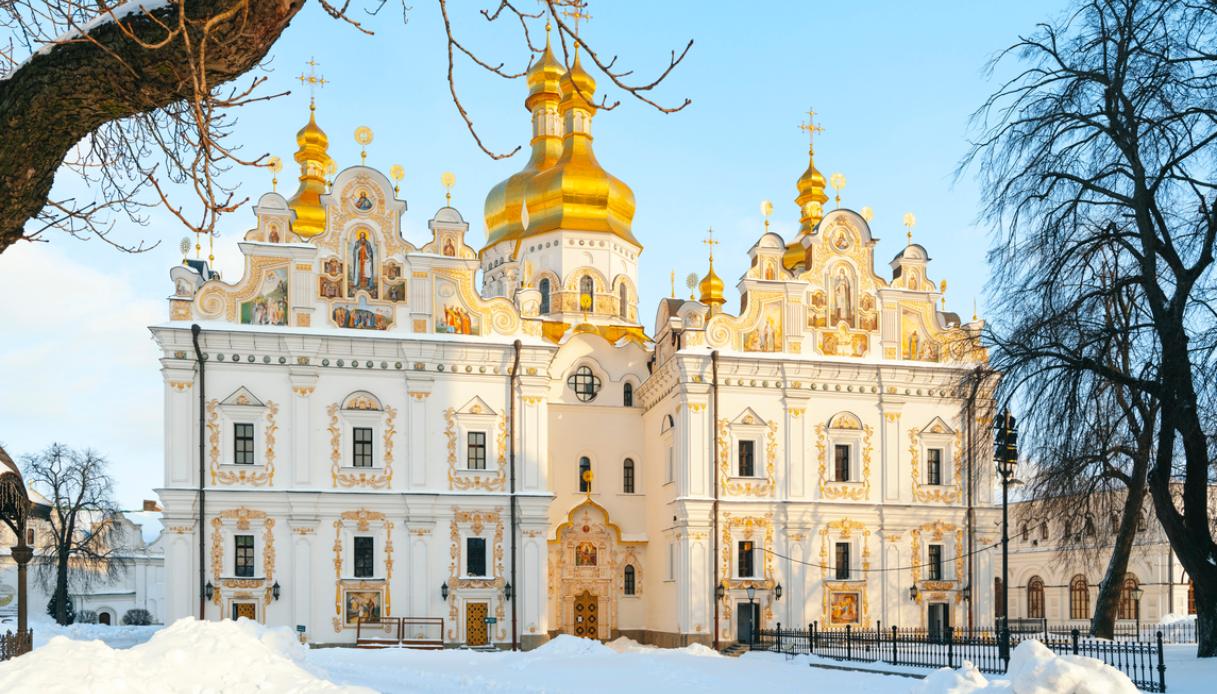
784;146;829;270
698;260;725;311
522;53;639;246
287;103;333;239
484;30;566;249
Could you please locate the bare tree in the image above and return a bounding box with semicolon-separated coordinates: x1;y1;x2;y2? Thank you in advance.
0;0;690;254
964;0;1217;656
21;444;125;626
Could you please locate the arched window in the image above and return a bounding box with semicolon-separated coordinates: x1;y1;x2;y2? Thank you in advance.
579;275;594;311
1083;516;1096;538
1070;575;1089;620
661;414;675;432
1119;574;1140;620
624;565;636;595
623;382;634;407
1040;522;1049;541
623;458;635;494
1027;576;1045;619
618;283;629;319
539;278;551;314
1018;522;1029;542
578;456;591;493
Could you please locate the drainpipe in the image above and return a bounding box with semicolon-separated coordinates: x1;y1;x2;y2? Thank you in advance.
191;324;206;621
711;350;720;649
510;339;521;651
966;395;975;631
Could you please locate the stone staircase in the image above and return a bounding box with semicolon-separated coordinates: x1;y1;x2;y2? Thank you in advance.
719;642;751;658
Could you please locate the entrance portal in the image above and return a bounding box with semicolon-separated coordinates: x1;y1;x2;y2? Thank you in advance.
465;602;489;646
231;602;256;621
736;601;759;644
928;602;950;642
573;591;599;639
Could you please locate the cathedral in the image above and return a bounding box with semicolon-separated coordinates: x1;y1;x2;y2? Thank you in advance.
153;37;1000;649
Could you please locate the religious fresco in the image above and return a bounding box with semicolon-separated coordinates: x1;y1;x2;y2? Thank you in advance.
829;266;855;327
743;302;782;352
436;304;479;335
240;269;288;326
348;230;378;298
575;542;597;567
332;297;392;330
830;592;860;624
353;191;374;212
344;590;382;624
385;281;406;302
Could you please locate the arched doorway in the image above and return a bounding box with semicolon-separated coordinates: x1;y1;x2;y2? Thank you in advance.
573;591;599;638
98;611;111;625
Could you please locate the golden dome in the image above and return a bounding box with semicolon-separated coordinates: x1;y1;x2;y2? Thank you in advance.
521;54;639;246
784;144;829;269
699;259;726;312
287;103;332;239
484;31;565;249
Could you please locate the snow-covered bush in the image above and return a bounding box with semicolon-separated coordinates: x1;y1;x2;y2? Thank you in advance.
121;609;153;626
75;610;98;624
914;639;1139;694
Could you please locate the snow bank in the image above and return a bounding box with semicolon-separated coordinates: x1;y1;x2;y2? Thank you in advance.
914;640;1138;694
604;635;721;657
533;633;616;657
0;617;372;693
31;620;159;650
1158;613;1196;626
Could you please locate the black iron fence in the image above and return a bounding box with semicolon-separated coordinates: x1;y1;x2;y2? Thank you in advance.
754;622;1167;693
0;629;32;661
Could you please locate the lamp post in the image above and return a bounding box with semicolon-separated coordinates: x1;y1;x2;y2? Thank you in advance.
746;584;757;647
994;409;1019;666
1;446;33;656
441;581;449;602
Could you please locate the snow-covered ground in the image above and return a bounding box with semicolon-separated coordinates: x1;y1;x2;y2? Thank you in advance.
1;618;1212;693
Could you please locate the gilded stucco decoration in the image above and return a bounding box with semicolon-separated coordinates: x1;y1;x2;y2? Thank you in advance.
550;500;645;640
194;257;291;323
331;509;395;631
207;397;278;487
433;268;522;337
816;413;873;501
818;518;871;625
704;291;785;352
444;405;507;492
718;513;776;628
448;508;507;641
209;507;275;611
328;396;396;489
910;520;965;609
909;420;964;504
716;413;778;497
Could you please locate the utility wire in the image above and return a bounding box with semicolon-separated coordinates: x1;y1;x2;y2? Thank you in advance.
759;539;1005;574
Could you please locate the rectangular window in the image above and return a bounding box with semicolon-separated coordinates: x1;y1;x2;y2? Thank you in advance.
928;544;943;581
353;536;374;578
927;448;943;486
353;427;374;468
466;537;487;577
834;444;851;482
738;440;755;477
467;431;486;470
234;422;255;465
234;535;255;578
835;542;851;580
738;540;755;578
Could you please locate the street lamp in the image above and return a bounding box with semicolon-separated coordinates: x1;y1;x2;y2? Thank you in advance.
1132;586;1145;638
909;585;919;602
716;582;726;601
205;581;215;602
774;583;783;601
440;581;449;602
504;581;513;602
746;584;757;646
994;408;1019;665
272;581;281;601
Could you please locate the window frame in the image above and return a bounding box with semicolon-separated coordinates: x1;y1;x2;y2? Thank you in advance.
1070;575;1089;620
833;443;852;482
926;447;943;486
623;564;636;596
623;382;634;407
1027;576;1045;619
352;426;375;468
466;430;487;471
233;422;256;465
578;456;592;493
737;439;756;478
353;536;375;579
538;277;551;314
834;542;851;581
737;540;755;579
234;534;255;578
466;537;488;578
927;544;944;581
622;458;636;494
568;365;602;402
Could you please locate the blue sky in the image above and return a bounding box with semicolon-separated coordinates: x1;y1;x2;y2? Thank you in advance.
0;1;1067;506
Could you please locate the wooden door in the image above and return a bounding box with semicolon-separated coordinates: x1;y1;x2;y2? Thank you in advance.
465;602;488;646
232;602;256;621
573;591;599;639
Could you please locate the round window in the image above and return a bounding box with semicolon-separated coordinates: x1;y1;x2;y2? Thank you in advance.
567;366;601;402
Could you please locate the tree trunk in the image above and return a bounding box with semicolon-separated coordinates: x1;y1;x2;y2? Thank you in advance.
53;549;70;626
0;0;305;252
1091;487;1145;638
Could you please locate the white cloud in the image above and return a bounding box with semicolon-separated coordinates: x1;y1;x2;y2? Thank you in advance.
0;243;164;507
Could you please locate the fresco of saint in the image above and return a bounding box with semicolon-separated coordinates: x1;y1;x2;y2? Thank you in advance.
349;231;377;297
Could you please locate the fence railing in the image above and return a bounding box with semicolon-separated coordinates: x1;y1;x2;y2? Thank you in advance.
754;622;1167;693
1035;620;1196;644
0;629;32;661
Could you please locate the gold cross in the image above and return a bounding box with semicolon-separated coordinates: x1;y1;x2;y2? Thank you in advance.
798;108;824;151
558;0;592;37
297;57;328;106
703;226;719;262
